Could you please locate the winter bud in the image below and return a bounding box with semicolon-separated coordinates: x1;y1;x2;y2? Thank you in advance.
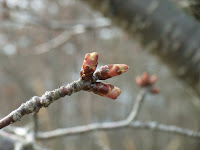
95;64;129;80
92;82;121;99
80;52;98;80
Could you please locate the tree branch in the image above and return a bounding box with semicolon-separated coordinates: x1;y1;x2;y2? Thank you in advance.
0;52;129;130
0;79;86;129
36;88;200;140
31;22;110;55
36;90;146;139
130;121;200;138
36;120;200;140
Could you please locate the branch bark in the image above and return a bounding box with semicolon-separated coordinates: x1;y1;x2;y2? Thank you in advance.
0;79;86;129
80;0;200;96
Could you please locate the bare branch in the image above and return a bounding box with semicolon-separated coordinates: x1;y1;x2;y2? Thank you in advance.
36;88;200;140
0;130;24;143
27;22;111;55
32;26;84;55
0;79;85;129
36;90;146;139
36;119;200;140
125;89;146;122
0;52;129;129
0;125;49;150
130;121;200;138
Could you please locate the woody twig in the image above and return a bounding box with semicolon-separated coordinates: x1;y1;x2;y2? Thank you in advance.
0;52;129;129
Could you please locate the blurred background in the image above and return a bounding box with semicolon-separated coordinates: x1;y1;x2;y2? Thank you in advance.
0;0;200;149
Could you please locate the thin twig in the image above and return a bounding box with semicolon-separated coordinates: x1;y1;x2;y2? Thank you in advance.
31;22;110;55
0;130;25;143
32;28;81;55
125;89;146;122
130;121;200;138
0;79;90;129
36;89;200;140
36;119;200;140
3;124;32;136
0;52;128;130
0;1;111;31
36;90;146;139
0;126;49;150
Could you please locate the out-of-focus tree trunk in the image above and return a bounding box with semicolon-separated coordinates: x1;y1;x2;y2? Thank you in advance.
174;0;200;21
80;0;200;96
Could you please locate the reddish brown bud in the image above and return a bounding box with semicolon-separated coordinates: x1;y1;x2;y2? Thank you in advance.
136;72;160;93
92;82;121;99
150;88;160;94
142;72;149;79
95;64;129;80
150;75;157;84
80;52;98;80
106;86;121;99
142;72;150;85
135;76;143;87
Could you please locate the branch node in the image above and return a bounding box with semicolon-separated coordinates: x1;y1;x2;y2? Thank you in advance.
12;111;22;122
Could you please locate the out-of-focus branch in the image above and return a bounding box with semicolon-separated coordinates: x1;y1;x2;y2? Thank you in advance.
36;90;146;139
27;20;110;55
37;120;200;140
0;125;49;150
0;130;24;143
31;24;92;55
0;18;111;31
0;0;111;31
80;0;200;97
36;86;200;140
0;1;111;31
130;121;200;138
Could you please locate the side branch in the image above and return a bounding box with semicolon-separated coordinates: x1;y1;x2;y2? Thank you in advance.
36;90;146;139
36;120;200;140
131;121;200;138
36;89;200;140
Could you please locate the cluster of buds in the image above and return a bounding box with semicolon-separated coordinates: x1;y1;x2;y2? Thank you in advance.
135;72;160;94
80;52;129;99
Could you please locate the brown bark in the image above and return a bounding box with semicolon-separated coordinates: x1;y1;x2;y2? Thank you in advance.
80;0;200;96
